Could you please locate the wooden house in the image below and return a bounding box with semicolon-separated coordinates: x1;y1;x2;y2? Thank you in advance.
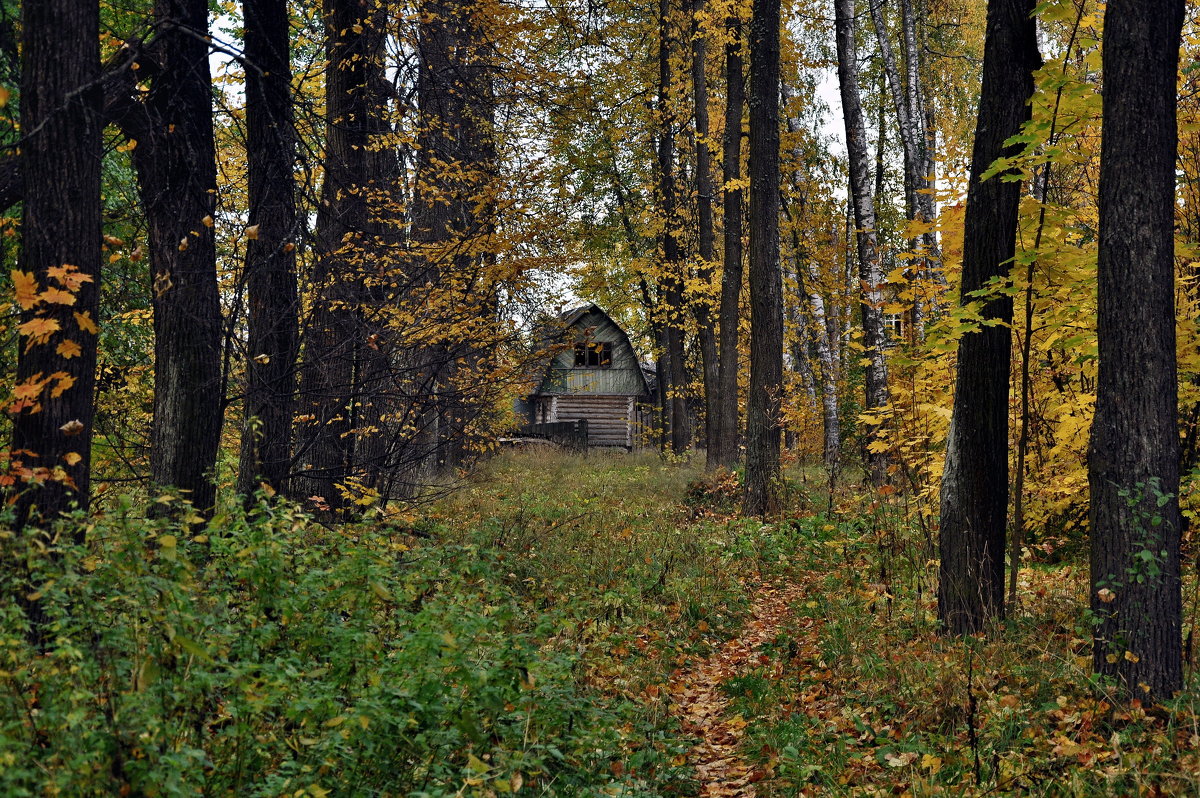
524;304;654;449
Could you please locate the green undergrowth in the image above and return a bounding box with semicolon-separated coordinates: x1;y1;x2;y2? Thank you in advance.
0;450;810;797
732;497;1200;796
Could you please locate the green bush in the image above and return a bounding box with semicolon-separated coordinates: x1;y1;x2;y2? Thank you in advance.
0;494;688;797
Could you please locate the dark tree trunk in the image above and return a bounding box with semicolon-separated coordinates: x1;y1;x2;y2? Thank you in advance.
692;0;720;467
8;0;102;530
413;0;498;478
658;0;689;454
937;0;1038;635
834;0;889;484
712;12;745;469
131;0;223;514
1089;0;1184;700
742;0;782;516
237;0;300;498
294;0;387;512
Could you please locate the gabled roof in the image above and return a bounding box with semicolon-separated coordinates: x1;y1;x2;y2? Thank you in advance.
530;303;652;397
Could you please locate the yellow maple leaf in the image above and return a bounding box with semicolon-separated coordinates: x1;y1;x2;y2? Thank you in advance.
73;311;99;334
13;373;48;400
48;372;75;398
63;452;82;466
11;270;38;309
40;287;77;306
18;316;61;344
46;265;93;291
56;339;82;359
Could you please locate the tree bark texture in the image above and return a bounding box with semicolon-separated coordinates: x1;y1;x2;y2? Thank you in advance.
834;0;889;484
742;0;783;516
293;0;388;511
1089;0;1184;700
237;0;300;498
658;0;689;454
938;0;1038;635
131;0;224;514
712;12;745;469
414;0;498;478
8;0;102;530
692;0;720;467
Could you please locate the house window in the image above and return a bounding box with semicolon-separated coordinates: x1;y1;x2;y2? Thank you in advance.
884;313;904;344
574;340;613;368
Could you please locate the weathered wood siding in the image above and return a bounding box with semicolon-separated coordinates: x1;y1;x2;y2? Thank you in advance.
552;395;632;446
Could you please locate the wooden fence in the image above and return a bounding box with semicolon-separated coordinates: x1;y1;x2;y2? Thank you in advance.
515;419;589;451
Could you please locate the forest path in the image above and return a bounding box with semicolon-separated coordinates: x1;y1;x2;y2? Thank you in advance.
667;580;810;797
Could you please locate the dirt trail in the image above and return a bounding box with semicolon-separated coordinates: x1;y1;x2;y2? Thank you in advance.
667;582;806;797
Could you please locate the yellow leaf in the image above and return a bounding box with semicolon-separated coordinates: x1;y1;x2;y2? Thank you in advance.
0;86;10;108
56;339;82;359
245;224;260;240
39;287;77;305
63;452;82;466
74;311;98;334
47;265;93;290
49;372;75;398
11;270;38;309
19;316;61;343
323;715;346;728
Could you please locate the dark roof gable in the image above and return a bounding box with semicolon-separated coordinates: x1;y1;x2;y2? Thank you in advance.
531;303;651;397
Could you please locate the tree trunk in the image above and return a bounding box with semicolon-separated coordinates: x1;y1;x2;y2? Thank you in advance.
712;12;745;468
237;0;300;498
835;0;889;484
868;0;918;208
778;87;840;476
8;0;101;530
869;0;927;337
692;0;720;467
791;222;840;476
742;0;783;516
132;0;224;515
658;0;689;454
1089;0;1184;700
410;0;498;478
293;0;387;512
937;0;1038;635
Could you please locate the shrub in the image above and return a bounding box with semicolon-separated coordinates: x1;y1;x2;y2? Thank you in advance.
0;494;687;797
